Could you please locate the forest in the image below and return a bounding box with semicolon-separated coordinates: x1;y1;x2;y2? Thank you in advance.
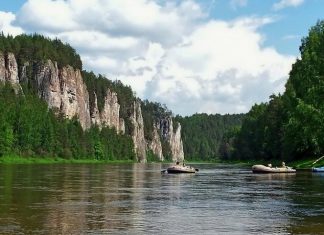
175;113;244;161
0;33;181;162
1;20;323;163
0;83;135;160
228;20;324;162
0;34;136;161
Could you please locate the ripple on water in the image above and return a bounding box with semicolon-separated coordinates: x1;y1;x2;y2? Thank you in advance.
0;163;324;234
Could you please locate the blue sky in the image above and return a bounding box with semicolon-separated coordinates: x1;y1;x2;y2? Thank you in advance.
208;0;323;55
0;0;323;115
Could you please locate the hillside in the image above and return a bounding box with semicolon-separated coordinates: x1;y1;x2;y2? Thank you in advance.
176;113;244;161
0;34;184;162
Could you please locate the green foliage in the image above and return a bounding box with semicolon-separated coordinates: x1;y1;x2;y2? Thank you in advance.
232;20;324;162
141;100;172;141
0;84;135;161
175;113;244;161
82;71;135;135
0;33;82;69
232;96;286;161
146;150;162;162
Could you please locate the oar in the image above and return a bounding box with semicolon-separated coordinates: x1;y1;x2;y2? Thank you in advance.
195;168;199;172
161;169;167;174
312;156;324;165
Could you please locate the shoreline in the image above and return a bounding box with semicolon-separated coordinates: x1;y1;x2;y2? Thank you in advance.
1;155;323;169
0;155;135;165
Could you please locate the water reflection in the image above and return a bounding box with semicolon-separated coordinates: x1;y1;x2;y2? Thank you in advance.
0;164;324;234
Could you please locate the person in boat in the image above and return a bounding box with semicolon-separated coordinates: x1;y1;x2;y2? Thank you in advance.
282;162;286;168
268;163;272;168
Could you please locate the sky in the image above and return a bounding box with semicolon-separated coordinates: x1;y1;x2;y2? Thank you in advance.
0;0;323;116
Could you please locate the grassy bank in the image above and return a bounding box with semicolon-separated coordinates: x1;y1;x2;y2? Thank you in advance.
289;158;324;169
220;157;324;169
0;155;135;164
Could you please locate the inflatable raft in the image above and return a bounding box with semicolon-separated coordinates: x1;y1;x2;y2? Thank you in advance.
312;166;324;172
252;164;296;173
167;165;198;174
162;162;199;174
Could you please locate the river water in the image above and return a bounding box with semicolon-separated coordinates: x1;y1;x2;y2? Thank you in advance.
0;163;324;234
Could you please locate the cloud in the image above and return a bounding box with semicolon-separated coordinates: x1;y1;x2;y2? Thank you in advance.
0;11;24;36
282;34;300;40
9;0;295;115
273;0;304;11
144;18;294;115
16;0;205;46
230;0;248;10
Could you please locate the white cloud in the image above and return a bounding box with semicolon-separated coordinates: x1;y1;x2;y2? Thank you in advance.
230;0;248;10
144;18;294;115
273;0;304;11
16;0;205;46
282;34;300;40
0;11;24;36
9;0;295;115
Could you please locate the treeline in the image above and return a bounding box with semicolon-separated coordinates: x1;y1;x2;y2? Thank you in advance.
175;113;244;161
229;20;324;162
141;100;172;141
141;100;173;160
82;71;135;135
0;33;82;69
0;33;179;162
0;83;135;160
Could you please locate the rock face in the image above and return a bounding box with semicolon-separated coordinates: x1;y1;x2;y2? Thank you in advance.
0;52;22;92
0;52;6;83
91;90;125;134
131;101;147;163
36;60;91;129
160;118;184;162
148;123;164;161
0;52;186;162
169;120;185;162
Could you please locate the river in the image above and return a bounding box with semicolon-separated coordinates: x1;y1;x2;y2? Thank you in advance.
0;163;324;234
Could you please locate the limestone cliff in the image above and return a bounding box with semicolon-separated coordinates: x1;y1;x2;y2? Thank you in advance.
0;52;22;92
148;123;164;161
90;90;125;134
169;120;185;162
0;52;186;163
36;60;91;129
131;101;146;163
160;117;184;162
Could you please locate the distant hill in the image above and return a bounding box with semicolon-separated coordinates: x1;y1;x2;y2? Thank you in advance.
175;113;244;161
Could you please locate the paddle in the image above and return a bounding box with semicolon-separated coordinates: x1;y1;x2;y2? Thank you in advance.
312;156;324;165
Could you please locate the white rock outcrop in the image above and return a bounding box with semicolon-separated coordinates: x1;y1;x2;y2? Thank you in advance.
0;52;186;162
131;101;146;163
0;52;22;92
36;60;91;129
148;123;164;161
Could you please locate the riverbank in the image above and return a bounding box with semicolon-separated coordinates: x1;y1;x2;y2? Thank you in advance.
0;155;135;164
221;158;324;169
2;155;323;168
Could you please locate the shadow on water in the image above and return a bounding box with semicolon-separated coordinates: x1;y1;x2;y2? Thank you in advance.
0;163;324;234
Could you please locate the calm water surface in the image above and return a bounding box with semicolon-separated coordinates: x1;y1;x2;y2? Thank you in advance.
0;163;324;234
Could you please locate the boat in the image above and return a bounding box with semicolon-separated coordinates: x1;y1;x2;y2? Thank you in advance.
312;166;324;172
252;163;296;173
162;162;199;174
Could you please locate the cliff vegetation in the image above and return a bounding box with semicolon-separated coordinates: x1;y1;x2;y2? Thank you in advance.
227;20;324;162
0;33;184;163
